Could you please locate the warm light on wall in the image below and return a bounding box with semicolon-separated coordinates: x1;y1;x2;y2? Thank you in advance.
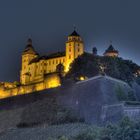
79;76;85;81
47;75;61;88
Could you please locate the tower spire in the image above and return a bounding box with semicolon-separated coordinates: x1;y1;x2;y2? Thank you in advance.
73;24;76;31
27;38;32;46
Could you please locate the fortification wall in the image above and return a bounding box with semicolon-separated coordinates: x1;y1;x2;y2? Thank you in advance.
101;103;140;124
0;74;61;99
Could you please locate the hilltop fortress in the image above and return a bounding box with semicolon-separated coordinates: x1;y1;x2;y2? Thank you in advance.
0;30;119;99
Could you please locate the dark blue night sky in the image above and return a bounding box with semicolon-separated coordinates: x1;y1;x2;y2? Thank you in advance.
0;0;140;81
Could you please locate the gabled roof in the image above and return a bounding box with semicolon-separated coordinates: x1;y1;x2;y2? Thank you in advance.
29;51;65;64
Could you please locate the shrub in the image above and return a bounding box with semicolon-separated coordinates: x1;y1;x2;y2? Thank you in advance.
115;85;127;101
75;128;100;140
58;135;69;140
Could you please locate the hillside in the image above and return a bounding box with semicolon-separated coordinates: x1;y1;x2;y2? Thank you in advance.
0;75;138;134
0;123;93;140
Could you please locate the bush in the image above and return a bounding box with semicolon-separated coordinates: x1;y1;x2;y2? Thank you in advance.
74;118;140;140
66;53;140;84
75;128;100;140
16;122;40;128
115;85;127;101
127;91;136;101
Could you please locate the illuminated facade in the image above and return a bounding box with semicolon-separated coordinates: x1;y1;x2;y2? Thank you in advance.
0;30;84;99
20;30;84;85
0;30;122;99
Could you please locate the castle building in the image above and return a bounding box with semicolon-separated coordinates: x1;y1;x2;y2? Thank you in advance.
0;30;121;99
20;30;84;85
103;44;119;57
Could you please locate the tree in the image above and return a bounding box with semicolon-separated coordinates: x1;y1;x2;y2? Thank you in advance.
66;52;140;84
92;47;97;56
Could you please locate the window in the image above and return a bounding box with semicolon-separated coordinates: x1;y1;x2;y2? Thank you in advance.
53;60;54;64
69;43;71;46
69;55;71;59
56;60;58;64
78;48;80;52
49;61;51;65
69;47;71;52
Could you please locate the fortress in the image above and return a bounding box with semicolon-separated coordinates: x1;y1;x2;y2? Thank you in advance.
21;30;84;85
0;29;119;99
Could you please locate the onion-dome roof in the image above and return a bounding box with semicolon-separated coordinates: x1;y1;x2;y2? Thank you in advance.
23;38;38;55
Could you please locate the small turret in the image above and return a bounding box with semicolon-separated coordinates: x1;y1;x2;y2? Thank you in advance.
23;38;38;55
104;44;119;57
92;47;97;56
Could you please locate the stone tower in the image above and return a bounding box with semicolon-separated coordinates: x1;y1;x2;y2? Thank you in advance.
20;38;38;85
65;30;84;72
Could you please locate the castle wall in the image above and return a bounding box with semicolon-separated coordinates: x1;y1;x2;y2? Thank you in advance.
0;74;61;99
44;56;66;73
23;56;66;85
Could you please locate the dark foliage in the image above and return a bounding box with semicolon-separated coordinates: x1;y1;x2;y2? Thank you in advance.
136;76;140;85
16;122;40;128
92;47;97;56
66;53;140;84
75;117;140;140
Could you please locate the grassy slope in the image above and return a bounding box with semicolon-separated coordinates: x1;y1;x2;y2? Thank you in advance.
0;123;93;140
